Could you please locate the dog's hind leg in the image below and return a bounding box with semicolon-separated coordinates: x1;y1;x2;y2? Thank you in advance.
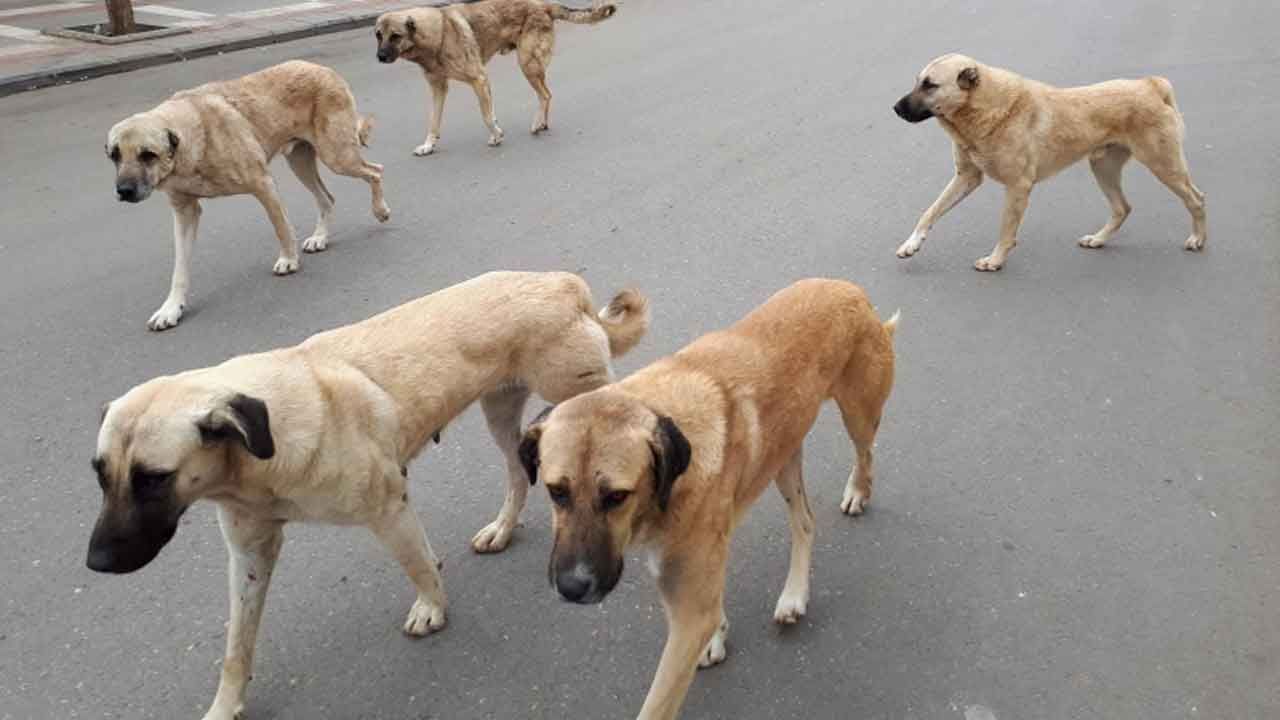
149;193;200;331
472;384;532;553
204;507;283;720
467;73;504;146
250;177;301;275
897;146;983;258
835;346;893;515
772;450;813;625
518;29;554;134
285;142;335;254
371;495;448;636
315;135;391;224
1079;145;1132;249
1132;138;1207;251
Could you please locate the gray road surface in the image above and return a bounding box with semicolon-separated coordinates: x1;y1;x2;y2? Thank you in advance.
1;1;1277;718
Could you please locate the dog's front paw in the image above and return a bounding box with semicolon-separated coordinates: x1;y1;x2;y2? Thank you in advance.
531;119;549;135
973;254;1004;271
1078;234;1107;249
200;702;245;720
1184;234;1206;251
403;596;447;636
413;138;437;156
147;300;184;331
698;618;729;668
471;518;515;554
840;487;868;516
373;202;391;223
896;231;925;258
773;592;808;625
302;234;328;253
272;256;299;275
487;126;504;147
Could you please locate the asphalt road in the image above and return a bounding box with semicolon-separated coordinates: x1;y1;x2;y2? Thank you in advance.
1;1;1278;718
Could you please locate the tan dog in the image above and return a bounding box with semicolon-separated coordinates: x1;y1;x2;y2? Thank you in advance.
893;53;1207;271
85;271;648;720
106;60;390;330
518;279;898;720
374;0;617;155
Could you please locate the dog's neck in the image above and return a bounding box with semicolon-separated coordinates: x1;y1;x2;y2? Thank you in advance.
942;74;1028;148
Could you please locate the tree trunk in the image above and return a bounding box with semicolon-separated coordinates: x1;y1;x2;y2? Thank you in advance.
104;0;135;36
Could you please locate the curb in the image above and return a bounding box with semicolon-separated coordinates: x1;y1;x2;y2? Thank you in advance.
0;12;381;97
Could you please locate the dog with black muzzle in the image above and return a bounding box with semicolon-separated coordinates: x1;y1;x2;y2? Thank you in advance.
374;0;616;156
86;271;649;720
106;60;389;331
519;279;899;720
892;53;1207;271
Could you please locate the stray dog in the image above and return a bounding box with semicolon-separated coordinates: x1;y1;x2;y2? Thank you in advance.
106;60;390;330
374;0;617;155
86;271;648;720
892;53;1206;271
518;279;898;720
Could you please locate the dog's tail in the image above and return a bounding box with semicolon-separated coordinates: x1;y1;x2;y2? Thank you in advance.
882;309;901;341
357;114;375;148
549;2;617;24
1148;76;1185;136
597;288;649;357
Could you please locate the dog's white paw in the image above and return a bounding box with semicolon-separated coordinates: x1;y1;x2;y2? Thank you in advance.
403;596;447;636
1184;234;1206;251
147;300;184;331
773;592;808;625
698;618;729;668
840;487;868;516
373;202;391;223
272;256;299;275
974;254;1004;272
302;234;328;253
487;126;504;147
531;120;549;135
1078;234;1108;249
896;231;925;258
200;698;245;720
470;519;514;554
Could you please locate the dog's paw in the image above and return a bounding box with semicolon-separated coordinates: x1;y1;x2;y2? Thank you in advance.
840;487;868;516
896;231;925;258
403;596;447;636
773;592;808;625
200;701;245;720
531;120;549;135
272;256;299;275
973;254;1004;272
487;127;504;147
1078;234;1107;249
302;234;328;253
470;519;515;554
147;300;184;331
373;202;391;223
1184;234;1206;251
698;618;729;668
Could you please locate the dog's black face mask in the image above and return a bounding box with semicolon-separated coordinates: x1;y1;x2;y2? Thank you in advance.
86;461;188;574
374;18;413;63
894;93;934;123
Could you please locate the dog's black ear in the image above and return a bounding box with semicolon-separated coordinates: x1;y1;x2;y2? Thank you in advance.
518;405;556;485
649;415;691;511
199;393;274;460
957;66;979;90
166;129;179;155
405;16;416;36
98;402;110;427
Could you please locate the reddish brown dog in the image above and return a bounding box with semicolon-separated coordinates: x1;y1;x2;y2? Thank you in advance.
519;279;899;720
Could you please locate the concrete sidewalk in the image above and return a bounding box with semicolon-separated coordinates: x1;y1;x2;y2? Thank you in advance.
0;0;427;96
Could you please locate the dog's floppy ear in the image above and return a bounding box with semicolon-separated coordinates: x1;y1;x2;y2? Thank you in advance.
166;129;179;155
198;393;274;460
518;405;555;485
649;415;691;511
957;66;979;90
405;15;416;37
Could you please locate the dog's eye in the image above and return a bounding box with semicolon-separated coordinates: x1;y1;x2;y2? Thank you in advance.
601;490;631;511
389;33;400;42
375;30;382;40
547;485;571;507
138;150;158;163
108;146;121;162
921;78;938;91
132;469;173;500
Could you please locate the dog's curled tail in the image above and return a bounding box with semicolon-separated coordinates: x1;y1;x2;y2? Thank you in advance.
597;288;649;357
357;114;375;148
550;2;617;23
882;309;901;341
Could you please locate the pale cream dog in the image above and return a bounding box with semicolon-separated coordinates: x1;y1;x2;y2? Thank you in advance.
106;60;390;330
85;271;648;720
893;53;1207;270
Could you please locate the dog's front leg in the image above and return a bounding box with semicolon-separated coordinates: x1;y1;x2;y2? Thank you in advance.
975;180;1032;271
415;73;448;156
250;177;300;276
897;149;983;259
148;194;201;331
637;549;728;720
371;495;448;635
203;507;284;720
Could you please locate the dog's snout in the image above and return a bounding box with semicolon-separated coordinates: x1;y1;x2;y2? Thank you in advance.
555;564;598;604
116;181;139;202
376;48;394;63
893;97;910;120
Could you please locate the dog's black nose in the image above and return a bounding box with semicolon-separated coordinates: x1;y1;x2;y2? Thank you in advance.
893;99;909;120
556;571;595;603
376;50;392;63
86;546;117;573
116;183;138;202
